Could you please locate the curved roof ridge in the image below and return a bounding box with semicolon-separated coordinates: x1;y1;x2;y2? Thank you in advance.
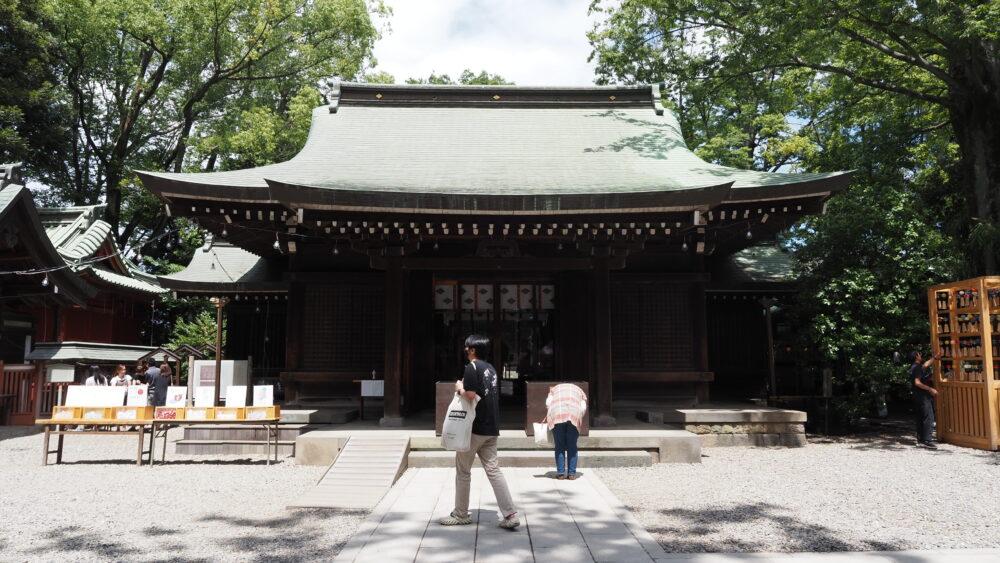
138;90;852;204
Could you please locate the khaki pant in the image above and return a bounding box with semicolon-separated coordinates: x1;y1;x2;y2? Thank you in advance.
452;433;516;519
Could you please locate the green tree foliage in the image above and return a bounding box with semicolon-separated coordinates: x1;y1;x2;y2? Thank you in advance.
167;309;223;351
589;0;971;416
42;0;387;251
0;0;66;175
404;69;513;85
190;86;323;172
589;0;1000;274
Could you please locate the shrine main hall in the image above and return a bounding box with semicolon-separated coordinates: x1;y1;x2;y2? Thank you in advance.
139;82;850;426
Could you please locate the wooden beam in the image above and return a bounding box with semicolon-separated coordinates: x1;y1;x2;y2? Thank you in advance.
381;247;404;426
592;249;615;427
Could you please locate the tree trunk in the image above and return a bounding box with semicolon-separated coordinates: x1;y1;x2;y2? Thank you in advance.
948;41;1000;275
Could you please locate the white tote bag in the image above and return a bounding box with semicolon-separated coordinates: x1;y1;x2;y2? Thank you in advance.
441;393;480;452
532;422;552;446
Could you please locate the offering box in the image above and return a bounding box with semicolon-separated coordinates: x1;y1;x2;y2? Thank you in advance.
214;407;245;420
114;406;154;420
185;407;216;421
52;406;80;420
82;407;113;420
246;406;280;420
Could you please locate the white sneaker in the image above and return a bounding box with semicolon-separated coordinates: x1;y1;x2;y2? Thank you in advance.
439;513;473;526
498;514;520;529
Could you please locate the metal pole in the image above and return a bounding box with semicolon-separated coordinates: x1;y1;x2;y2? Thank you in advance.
210;297;227;407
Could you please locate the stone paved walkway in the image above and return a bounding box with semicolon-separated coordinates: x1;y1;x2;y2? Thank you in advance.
333;467;1000;563
658;551;1000;562
334;467;668;562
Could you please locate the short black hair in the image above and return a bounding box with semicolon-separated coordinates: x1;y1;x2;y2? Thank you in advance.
907;350;921;364
464;334;490;357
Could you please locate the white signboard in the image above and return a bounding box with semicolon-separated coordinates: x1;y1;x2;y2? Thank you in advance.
226;385;247;407
46;363;76;383
165;386;188;407
65;385;126;407
126;385;148;407
190;360;248;400
252;385;274;406
194;386;216;407
361;380;384;398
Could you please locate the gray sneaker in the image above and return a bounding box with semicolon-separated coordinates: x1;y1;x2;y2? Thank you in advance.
439;512;473;526
498;514;520;529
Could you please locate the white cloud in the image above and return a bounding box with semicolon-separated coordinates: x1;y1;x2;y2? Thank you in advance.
371;0;599;86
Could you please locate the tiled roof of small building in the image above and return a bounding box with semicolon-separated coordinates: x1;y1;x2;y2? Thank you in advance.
158;238;284;293
26;341;157;362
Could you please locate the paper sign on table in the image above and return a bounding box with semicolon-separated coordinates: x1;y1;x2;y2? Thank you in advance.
226;385;247;407
194;386;216;407
165;386;188;407
65;385;126;407
126;385;148;406
252;385;273;406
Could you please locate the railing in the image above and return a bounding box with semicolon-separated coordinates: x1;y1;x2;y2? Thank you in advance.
0;363;39;425
38;381;72;420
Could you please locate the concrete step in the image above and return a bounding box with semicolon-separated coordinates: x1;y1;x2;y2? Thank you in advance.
281;405;358;424
181;424;307;442
175;439;295;455
407;450;653;468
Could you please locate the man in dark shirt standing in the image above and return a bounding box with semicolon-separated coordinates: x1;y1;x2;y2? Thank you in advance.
145;366;169;407
909;349;941;448
440;334;519;529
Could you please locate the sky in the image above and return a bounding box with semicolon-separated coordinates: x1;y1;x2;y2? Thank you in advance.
371;0;601;86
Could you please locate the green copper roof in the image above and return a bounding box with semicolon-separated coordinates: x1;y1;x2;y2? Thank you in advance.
158;239;284;293
138;84;849;206
36;204;165;295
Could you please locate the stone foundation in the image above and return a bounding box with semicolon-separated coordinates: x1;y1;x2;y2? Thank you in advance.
664;408;808;448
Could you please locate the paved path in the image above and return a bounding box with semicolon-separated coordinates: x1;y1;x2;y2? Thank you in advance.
334;467;668;562
657;551;1000;562
333;467;1000;563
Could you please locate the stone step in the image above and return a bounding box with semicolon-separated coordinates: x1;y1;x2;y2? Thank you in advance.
183;424;304;442
175;439;296;455
280;405;359;424
407;450;653;468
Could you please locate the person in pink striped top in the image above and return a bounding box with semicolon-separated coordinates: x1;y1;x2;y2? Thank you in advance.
545;383;588;480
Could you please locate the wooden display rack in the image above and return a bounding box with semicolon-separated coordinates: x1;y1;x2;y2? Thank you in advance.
927;276;1000;450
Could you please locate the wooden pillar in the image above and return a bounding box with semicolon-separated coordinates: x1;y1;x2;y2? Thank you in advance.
210;297;227;407
592;249;616;426
692;280;710;403
381;247;405;426
285;283;304;371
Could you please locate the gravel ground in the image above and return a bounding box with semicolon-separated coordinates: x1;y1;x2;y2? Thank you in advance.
597;421;1000;553
0;426;367;562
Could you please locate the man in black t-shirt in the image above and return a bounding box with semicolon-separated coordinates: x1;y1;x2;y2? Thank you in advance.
439;334;519;529
909;349;941;448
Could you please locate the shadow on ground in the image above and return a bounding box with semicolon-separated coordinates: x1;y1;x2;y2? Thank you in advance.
25;510;367;563
809;418;1000;465
648;502;905;553
0;426;41;442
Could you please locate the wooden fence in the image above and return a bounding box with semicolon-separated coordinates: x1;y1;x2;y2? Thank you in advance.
0;363;40;425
